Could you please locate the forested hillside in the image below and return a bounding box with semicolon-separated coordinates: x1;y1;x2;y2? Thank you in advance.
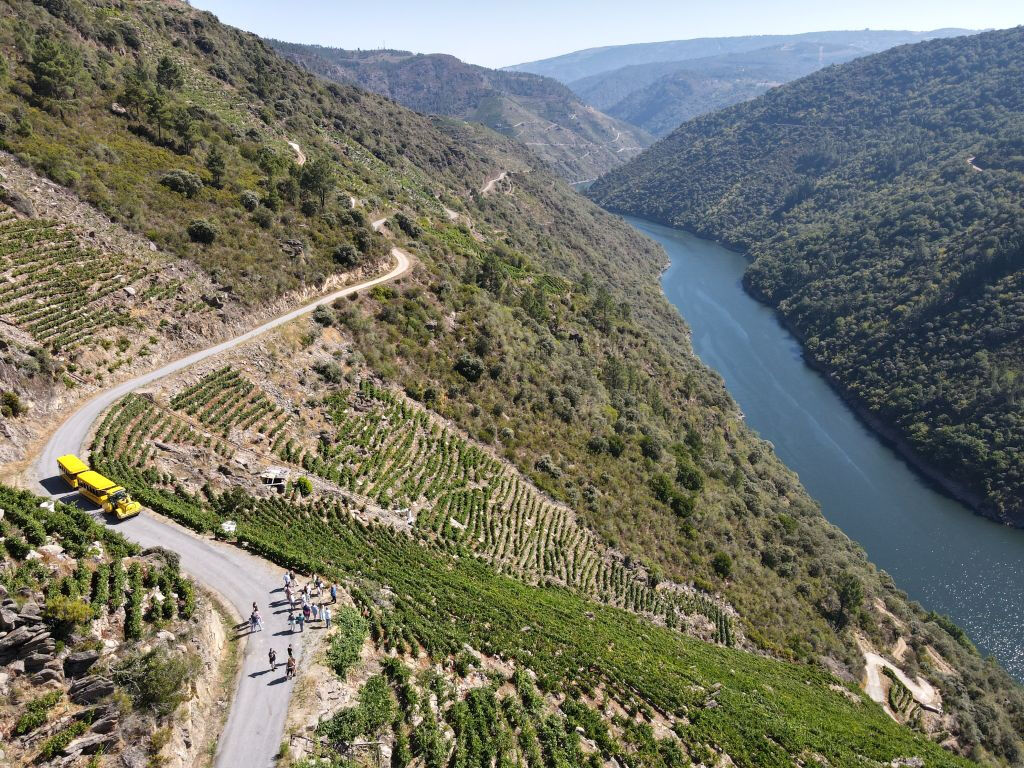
0;1;1022;764
268;42;650;182
590;27;1024;527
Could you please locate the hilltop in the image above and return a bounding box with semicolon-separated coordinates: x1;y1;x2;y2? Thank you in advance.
0;1;1021;765
268;42;651;182
511;30;972;137
590;27;1024;528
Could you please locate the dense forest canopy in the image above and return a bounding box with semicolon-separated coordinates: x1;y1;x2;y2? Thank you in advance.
590;27;1024;527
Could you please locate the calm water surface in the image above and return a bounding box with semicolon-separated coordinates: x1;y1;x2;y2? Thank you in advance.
627;216;1024;680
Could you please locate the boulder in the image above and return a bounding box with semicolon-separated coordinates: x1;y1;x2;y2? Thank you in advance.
64;649;101;678
0;607;17;631
69;675;115;704
18;601;42;623
89;705;119;734
0;624;33;660
64;730;117;756
24;651;54;673
21;630;55;657
30;666;63;686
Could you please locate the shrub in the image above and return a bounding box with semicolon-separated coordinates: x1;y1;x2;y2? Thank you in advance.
393;211;421;238
4;534;29;560
251;207;273;229
312;360;342;383
295;476;313;497
239;190;260;211
187;219;217;244
159;170;203;198
1;390;26;417
113;647;201;715
14;691;62;736
711;552;733;579
454;354;484;382
332;243;360;267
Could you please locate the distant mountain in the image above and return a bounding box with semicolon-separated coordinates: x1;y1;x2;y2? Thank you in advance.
510;30;973;136
507;29;973;84
572;42;870;136
590;27;1024;527
269;42;651;182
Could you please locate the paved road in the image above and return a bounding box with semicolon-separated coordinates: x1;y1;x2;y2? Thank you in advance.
32;242;410;767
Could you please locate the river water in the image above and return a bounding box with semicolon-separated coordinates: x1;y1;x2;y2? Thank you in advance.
626;216;1024;681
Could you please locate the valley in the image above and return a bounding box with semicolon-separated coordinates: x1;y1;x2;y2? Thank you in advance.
0;1;1021;767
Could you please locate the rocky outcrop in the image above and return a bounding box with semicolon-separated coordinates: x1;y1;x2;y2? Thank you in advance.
69;675;115;704
63;649;101;678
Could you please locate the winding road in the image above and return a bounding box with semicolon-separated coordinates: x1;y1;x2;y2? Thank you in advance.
31;234;410;766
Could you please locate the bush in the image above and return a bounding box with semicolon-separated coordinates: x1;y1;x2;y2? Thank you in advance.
393;211;421;238
239;190;260;211
43;594;91;632
113;647;201;715
332;243;360;267
295;476;313;497
159;170;203;199
454;354;484;382
14;691;62;736
312;360;342;383
711;552;733;579
1;390;26;417
5;534;30;559
187;219;217;244
251;207;273;229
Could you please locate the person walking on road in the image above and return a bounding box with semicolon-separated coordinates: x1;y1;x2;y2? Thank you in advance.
287;613;295;633
323;605;331;629
269;648;277;671
286;656;296;680
253;609;263;632
296;612;305;633
330;583;337;603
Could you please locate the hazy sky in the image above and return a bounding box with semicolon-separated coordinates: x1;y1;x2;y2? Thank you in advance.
190;0;1022;69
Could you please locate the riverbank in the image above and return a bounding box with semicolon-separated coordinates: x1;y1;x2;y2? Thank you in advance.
627;215;1024;680
739;273;1002;528
610;208;1014;528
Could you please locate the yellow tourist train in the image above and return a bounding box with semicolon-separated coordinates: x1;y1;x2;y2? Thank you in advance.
57;454;142;520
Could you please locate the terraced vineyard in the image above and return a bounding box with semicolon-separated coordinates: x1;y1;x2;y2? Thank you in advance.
0;210;151;351
74;439;973;767
96;378;736;645
170;366;290;439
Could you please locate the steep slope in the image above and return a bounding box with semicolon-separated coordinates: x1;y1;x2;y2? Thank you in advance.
580;42;872;136
590;28;1024;529
0;1;1022;764
268;42;650;182
507;29;972;84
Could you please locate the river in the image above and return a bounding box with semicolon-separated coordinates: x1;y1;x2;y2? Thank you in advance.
626;216;1024;681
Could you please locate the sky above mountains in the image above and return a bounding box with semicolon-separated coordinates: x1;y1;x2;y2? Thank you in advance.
191;0;1020;68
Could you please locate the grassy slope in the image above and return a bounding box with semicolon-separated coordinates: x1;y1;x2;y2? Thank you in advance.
0;0;1021;763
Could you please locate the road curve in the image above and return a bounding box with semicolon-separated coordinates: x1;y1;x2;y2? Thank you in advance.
31;243;410;767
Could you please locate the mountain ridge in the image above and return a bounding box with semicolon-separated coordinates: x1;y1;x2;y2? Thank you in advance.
268;40;651;182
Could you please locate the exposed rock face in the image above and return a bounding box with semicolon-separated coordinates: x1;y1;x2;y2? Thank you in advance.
69;675;115;704
64;649;101;678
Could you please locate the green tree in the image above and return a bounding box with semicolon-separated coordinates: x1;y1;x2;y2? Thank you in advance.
146;89;172;142
28;29;82;113
206;143;226;188
119;60;150;119
155;54;183;92
299;156;335;210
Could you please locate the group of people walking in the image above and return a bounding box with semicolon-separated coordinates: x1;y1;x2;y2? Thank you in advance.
258;570;340;683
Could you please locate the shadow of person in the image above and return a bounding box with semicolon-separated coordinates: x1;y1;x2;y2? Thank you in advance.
268;675;289;686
